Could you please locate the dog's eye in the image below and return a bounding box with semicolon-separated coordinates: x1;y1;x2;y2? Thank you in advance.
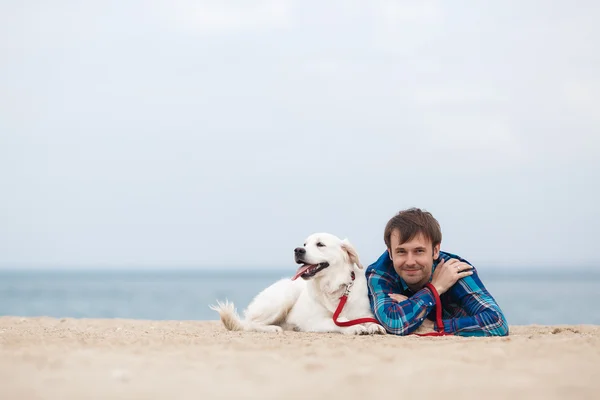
316;242;325;247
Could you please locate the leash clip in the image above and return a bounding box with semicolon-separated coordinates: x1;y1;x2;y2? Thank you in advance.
343;280;354;296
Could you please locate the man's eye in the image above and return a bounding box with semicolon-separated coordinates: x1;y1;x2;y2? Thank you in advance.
316;242;325;247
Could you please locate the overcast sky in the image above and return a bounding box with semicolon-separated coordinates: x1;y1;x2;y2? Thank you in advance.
1;1;599;270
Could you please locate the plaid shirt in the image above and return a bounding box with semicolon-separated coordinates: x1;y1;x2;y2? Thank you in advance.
366;250;509;337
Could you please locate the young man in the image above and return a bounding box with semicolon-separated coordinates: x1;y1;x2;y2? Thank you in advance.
366;208;509;337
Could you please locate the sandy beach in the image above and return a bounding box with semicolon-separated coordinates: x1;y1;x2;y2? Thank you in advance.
1;317;599;400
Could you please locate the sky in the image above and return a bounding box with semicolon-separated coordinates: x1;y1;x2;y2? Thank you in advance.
1;1;599;270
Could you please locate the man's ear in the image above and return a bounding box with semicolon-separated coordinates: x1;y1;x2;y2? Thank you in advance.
433;243;441;260
341;238;364;269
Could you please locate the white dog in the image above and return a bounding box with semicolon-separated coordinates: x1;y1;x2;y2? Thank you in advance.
209;233;386;335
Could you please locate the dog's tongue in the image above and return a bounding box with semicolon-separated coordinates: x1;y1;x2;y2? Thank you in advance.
292;264;316;281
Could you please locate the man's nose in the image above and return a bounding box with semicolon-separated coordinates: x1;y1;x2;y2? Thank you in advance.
294;247;306;255
405;253;416;266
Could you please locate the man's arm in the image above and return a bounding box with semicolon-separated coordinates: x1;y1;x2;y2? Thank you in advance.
437;266;509;337
366;269;437;336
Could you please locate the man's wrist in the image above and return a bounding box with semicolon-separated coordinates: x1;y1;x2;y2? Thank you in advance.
431;282;446;296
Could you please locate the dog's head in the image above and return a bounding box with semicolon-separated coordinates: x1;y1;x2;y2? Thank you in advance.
291;232;363;281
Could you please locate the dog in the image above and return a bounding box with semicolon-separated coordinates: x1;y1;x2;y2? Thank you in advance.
209;232;386;335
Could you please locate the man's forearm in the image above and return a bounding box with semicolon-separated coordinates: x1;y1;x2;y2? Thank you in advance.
373;287;437;335
436;307;509;337
442;271;510;337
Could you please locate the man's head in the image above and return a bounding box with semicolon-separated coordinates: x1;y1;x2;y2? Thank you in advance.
384;208;442;290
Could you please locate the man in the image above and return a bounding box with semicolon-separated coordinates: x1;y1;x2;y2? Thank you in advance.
366;207;509;337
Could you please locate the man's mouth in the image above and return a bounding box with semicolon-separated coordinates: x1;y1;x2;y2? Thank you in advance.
292;262;330;280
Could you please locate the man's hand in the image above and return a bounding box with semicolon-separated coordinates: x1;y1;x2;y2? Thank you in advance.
388;293;408;302
414;318;435;334
431;258;474;295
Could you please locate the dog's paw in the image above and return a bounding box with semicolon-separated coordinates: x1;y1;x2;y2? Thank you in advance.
262;325;284;334
343;325;368;335
366;323;387;335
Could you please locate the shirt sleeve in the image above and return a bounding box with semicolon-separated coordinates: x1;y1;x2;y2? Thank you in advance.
437;265;509;337
367;267;437;336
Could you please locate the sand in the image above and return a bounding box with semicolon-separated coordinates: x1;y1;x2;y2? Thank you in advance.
1;317;599;400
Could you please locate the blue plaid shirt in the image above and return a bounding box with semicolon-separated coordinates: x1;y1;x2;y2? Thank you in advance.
366;250;509;337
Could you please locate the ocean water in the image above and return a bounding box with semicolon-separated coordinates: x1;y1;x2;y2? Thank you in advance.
1;269;599;326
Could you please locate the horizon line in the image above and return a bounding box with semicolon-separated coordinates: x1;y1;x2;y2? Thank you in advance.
0;264;598;273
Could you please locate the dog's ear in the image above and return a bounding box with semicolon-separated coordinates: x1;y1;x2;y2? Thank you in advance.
341;238;364;269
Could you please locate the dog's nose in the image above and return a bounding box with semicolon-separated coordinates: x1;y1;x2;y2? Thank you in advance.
294;247;306;255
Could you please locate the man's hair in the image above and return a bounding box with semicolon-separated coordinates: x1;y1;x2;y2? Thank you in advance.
384;207;442;250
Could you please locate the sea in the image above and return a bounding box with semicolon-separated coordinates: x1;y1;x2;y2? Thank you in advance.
1;268;599;326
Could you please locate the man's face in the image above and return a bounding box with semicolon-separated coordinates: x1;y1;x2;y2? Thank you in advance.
388;229;440;289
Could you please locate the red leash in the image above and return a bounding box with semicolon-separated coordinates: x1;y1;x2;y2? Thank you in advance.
332;272;380;327
332;277;452;336
333;294;380;326
413;283;452;337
